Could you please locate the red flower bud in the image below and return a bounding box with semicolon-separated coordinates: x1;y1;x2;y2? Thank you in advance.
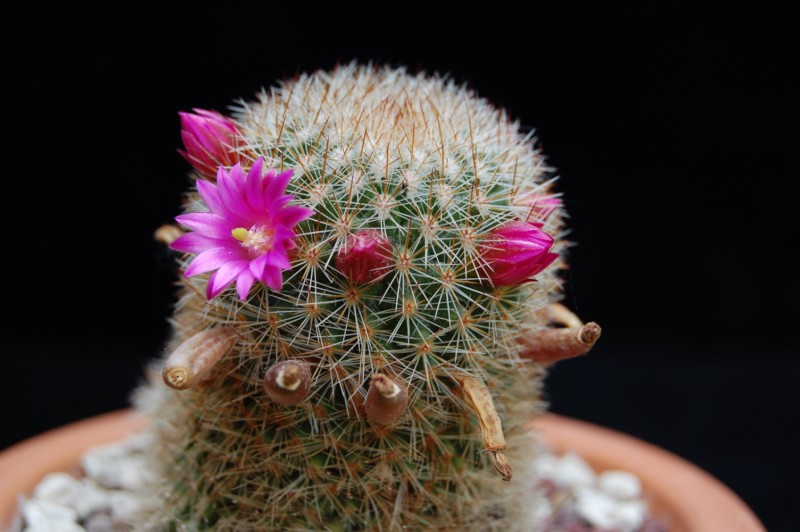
336;230;394;284
479;221;558;286
517;194;562;221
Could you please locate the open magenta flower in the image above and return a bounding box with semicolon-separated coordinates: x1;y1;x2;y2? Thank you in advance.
479;221;558;286
179;109;242;179
336;230;394;284
171;158;313;300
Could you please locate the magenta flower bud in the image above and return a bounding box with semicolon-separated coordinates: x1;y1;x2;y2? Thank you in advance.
336;230;394;284
179;109;242;179
516;194;562;221
479;221;558;286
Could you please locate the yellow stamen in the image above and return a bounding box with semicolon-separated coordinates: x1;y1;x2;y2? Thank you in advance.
232;227;249;241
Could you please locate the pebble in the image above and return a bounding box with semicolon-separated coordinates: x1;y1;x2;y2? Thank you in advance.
84;512;114;532
534;450;664;532
108;491;144;523
615;500;648;531
32;473;82;508
16;432;663;532
548;452;596;488
22;499;82;531
574;487;620;530
598;470;643;499
80;445;150;490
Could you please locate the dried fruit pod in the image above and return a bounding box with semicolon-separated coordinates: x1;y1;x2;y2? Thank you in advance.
162;327;237;390
536;303;584;328
153;224;183;246
264;360;312;405
458;375;512;481
520;322;601;365
365;374;408;425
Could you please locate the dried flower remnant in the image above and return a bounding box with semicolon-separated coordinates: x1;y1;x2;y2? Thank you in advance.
170;158;313;300
364;374;409;425
162;327;237;390
263;361;312;405
520;322;602;365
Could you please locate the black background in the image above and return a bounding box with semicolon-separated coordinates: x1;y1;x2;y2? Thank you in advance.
2;3;797;530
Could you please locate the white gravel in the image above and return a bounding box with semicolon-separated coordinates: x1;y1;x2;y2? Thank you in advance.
14;432;659;531
533;451;656;531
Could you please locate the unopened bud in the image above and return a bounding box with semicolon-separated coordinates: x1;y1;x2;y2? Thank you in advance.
336;230;394;284
479;221;558;286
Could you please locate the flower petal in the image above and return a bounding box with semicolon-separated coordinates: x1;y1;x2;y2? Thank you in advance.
262;169;293;207
248;253;270;279
175;212;234;240
217;165;256;219
267;247;291;270
262;265;284;291
171;232;219;254
196;180;223;214
236;269;256;301
207;260;249;299
275;205;314;228
185;247;243;277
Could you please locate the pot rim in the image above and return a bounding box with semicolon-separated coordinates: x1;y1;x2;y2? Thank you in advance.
534;414;764;531
0;411;763;531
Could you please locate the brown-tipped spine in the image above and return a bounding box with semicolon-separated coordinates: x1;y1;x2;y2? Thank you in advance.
458;376;512;481
264;361;312;405
365;374;408;425
520;322;601;365
163;327;237;390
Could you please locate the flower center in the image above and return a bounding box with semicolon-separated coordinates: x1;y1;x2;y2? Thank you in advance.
232;225;274;258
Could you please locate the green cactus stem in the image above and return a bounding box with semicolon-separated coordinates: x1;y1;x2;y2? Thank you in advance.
135;64;599;531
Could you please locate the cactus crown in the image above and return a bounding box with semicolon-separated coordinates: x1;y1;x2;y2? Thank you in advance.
139;64;572;531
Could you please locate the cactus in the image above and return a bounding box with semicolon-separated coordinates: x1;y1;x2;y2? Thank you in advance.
135;64;599;531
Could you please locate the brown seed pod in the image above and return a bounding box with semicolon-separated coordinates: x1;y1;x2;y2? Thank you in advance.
153;224;183;245
162;327;237;390
264;361;312;405
365;374;409;425
458;375;512;481
519;322;602;365
536;302;584;328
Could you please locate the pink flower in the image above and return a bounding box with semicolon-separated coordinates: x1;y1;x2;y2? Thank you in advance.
171;158;313;300
517;194;562;221
179;109;243;179
336;230;394;284
479;221;558;286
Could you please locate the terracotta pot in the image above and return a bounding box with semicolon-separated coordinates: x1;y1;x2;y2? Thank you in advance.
0;411;763;531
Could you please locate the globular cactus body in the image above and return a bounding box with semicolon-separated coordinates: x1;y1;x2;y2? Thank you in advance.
136;65;596;530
